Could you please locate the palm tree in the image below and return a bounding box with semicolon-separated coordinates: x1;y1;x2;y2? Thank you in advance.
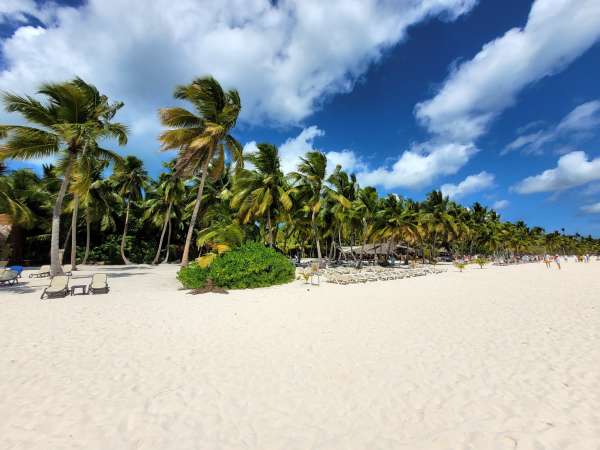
159;76;242;266
231;143;292;247
73;159;117;265
353;186;379;268
0;78;127;274
325;165;355;260
144;164;186;264
421;190;457;262
111;156;148;264
290;151;328;262
375;195;419;263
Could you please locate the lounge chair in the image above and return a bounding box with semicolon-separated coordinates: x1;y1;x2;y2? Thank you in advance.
0;269;19;287
62;265;73;276
89;273;109;294
40;275;70;299
7;265;24;278
29;265;50;278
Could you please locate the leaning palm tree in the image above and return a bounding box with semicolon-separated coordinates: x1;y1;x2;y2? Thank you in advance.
290;151;328;262
159;76;243;266
111;156;148;265
0;78;127;275
144;164;186;264
231;143;292;247
75;159;116;265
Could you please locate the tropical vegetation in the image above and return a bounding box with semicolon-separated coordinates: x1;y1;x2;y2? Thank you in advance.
2;76;600;277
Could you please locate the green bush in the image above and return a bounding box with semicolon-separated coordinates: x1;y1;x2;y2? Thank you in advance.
80;235;156;264
177;242;295;289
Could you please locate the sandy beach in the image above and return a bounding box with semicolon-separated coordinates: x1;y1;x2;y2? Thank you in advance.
1;261;600;449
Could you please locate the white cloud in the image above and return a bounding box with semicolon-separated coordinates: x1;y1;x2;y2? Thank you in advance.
581;202;600;214
0;0;41;23
504;100;600;155
440;171;494;199
492;199;509;210
357;141;478;189
268;125;363;175
415;0;600;143
556;100;600;134
357;0;600;190
514;151;600;194
0;0;477;128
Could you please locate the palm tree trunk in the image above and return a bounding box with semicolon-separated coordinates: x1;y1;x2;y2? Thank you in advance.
163;219;172;264
338;229;344;261
61;223;72;263
181;155;211;267
358;231;367;269
82;211;91;265
120;197;132;265
70;193;79;270
267;208;274;247
50;156;74;276
153;201;172;265
311;209;322;263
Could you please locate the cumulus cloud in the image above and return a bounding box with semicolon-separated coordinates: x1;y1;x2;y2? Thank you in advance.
277;126;363;175
504;100;600;155
492;199;509;210
513;151;600;194
0;0;478;128
415;0;600;143
357;141;478;189
440;171;494;199
581;202;600;214
358;0;600;190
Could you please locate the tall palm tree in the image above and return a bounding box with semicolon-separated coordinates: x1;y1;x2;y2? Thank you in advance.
290;151;328;262
144;165;186;264
159;76;242;266
375;195;419;262
353;186;379;268
111;156;148;264
231;143;292;247
325;165;355;260
0;78;127;274
73;159;117;265
421;190;457;262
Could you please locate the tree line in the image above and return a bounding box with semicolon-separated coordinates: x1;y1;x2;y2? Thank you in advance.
1;77;598;274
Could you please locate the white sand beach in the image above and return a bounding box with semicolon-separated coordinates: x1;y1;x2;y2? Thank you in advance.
1;262;600;449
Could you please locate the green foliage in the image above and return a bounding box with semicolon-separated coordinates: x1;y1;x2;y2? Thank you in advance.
454;261;467;272
178;242;295;289
473;257;488;269
81;235;155;264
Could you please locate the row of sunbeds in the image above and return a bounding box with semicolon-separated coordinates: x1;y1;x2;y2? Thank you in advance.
29;264;73;278
40;273;110;299
0;264;73;287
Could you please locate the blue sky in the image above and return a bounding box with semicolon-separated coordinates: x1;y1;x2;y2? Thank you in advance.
1;0;600;235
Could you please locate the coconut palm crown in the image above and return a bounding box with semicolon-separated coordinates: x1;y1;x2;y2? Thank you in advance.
0;78;127;275
159;76;243;266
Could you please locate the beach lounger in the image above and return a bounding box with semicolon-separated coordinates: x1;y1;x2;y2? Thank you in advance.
40;275;70;299
89;273;109;294
0;269;19;286
29;265;50;278
7;265;24;278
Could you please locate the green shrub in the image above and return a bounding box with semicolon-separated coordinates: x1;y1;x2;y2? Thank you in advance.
177;242;295;289
473;257;489;269
454;261;467;272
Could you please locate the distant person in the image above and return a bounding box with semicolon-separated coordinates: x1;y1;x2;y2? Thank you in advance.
554;255;561;270
544;255;551;269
